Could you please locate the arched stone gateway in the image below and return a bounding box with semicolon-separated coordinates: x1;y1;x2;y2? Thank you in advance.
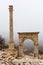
18;32;39;58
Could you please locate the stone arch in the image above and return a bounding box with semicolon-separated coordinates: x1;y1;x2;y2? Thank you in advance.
18;32;39;58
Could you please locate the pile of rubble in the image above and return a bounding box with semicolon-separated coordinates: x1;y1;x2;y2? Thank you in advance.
0;51;43;65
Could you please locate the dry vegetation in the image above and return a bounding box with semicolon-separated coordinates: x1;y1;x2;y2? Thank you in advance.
0;35;9;50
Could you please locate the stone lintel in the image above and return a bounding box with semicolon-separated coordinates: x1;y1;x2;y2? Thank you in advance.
18;32;39;34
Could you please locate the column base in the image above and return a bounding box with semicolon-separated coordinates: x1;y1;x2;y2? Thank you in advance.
9;43;14;50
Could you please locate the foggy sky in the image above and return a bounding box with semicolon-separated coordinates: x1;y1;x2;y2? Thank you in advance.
0;0;43;47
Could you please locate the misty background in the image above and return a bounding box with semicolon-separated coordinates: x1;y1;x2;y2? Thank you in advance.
0;0;43;52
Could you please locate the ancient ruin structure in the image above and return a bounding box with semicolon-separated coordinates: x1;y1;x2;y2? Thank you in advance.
8;5;40;58
18;32;39;58
0;5;40;60
9;5;14;50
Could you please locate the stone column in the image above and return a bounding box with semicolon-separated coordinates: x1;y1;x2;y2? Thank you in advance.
9;5;14;49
